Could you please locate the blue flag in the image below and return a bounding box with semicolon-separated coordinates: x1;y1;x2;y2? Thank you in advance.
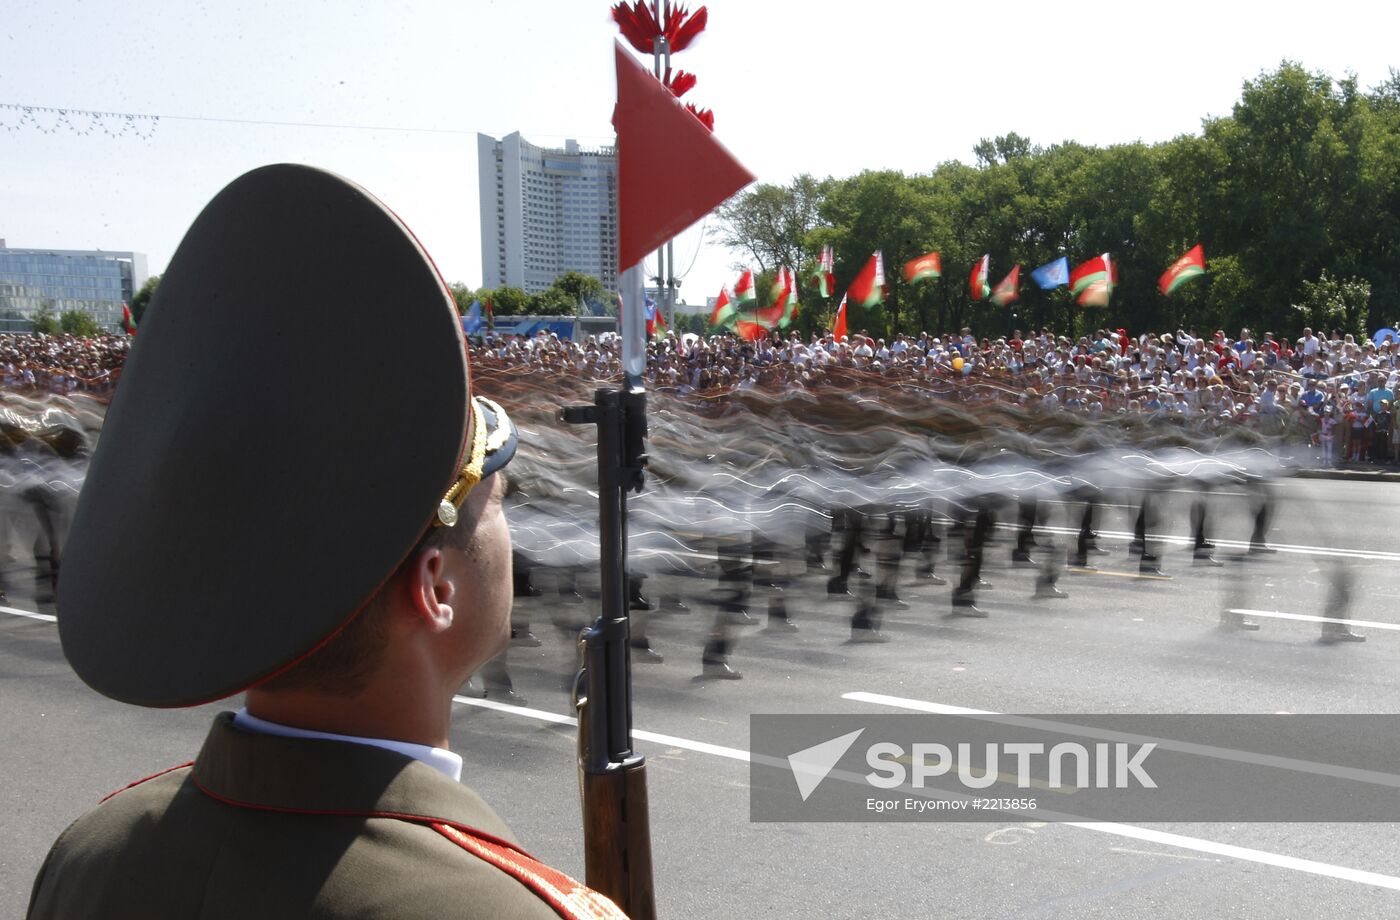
1031;257;1070;290
461;300;484;336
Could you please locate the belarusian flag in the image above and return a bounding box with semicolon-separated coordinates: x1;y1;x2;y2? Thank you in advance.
782;266;800;327
848;251;886;308
969;254;991;301
1071;253;1118;307
751;270;791;329
904;251;942;284
1070;253;1113;296
710;285;736;328
121;302;137;336
735;319;768;342
1159;245;1205;296
767;267;791;311
644;296;663;339
990;265;1020;307
833;292;848;342
810;245;836;298
734;268;757;304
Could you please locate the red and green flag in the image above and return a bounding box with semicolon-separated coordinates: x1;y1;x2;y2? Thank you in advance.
1159;244;1205;296
749;268;793;330
903;251;942;284
121;302;137;336
1070;253;1117;307
781;266;800;327
832;292;849;342
710;285;736;328
810;245;836;298
969;254;991;301
990;264;1020;307
847;251;886;308
645;298;669;340
735;319;768;342
734;268;757;304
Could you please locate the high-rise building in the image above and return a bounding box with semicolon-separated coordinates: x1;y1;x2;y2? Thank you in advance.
478;132;618;295
0;240;148;332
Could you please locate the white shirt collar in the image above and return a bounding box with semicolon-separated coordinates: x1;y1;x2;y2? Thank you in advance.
233;708;463;782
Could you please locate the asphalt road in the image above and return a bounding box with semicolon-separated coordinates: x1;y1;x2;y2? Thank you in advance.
5;476;1400;918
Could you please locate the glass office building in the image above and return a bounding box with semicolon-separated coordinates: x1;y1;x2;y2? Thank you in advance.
0;241;148;332
478;133;618;294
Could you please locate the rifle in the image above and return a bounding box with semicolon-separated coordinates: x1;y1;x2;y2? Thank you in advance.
563;366;656;920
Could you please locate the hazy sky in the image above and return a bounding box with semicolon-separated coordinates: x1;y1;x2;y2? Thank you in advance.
3;0;1396;304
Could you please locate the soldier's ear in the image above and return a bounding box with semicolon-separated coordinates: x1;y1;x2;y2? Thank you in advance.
406;547;455;633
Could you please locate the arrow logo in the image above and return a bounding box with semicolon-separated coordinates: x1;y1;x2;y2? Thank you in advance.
787;729;865;801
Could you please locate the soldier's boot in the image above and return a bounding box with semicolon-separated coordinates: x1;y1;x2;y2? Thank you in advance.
628;574;653;611
850;599;889;642
482;653;526;705
629;609;664;664
1220;610;1261;631
762;594;798;633
702;636;742;679
1320;624;1366;643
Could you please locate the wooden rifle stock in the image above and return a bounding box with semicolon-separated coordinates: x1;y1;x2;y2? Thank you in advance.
582;758;655;917
564;375;656;920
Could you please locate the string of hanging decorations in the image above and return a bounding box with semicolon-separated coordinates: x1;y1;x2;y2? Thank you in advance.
0;103;159;140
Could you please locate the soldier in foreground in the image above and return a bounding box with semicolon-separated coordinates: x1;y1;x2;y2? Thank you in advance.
28;165;624;919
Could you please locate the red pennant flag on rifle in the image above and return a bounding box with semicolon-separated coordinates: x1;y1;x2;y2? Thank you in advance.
613;42;755;273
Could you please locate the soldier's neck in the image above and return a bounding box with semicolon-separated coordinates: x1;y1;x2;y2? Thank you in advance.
244;684;453;750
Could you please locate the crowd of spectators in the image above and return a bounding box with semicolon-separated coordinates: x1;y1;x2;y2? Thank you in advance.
470;323;1400;466
0;334;129;396
1;325;1393;466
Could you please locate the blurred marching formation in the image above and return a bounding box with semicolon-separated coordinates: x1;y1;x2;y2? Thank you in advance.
478;358;1368;696
0;337;1368;678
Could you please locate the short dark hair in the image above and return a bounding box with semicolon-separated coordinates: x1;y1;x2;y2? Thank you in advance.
257;481;490;695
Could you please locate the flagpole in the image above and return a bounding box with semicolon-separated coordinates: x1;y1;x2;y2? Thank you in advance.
661;2;678;328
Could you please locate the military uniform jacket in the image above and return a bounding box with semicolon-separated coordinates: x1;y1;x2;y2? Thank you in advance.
28;713;624;920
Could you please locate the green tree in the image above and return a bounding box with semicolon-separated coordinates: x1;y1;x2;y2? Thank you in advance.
552;271;606;312
131;274;161;324
705;62;1400;340
712;174;823;275
476;286;530;316
59;310;104;337
447;282;474;314
1291;271;1370;335
32;301;58;335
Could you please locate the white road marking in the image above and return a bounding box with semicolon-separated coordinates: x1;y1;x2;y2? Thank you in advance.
1026;524;1400;563
453;690;1400;892
0;605;55;622
841;690;1400;891
840;691;1400;788
1074;822;1400;890
1109;847;1218;862
452;695;750;761
1230;608;1400;632
8;603;1396;888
